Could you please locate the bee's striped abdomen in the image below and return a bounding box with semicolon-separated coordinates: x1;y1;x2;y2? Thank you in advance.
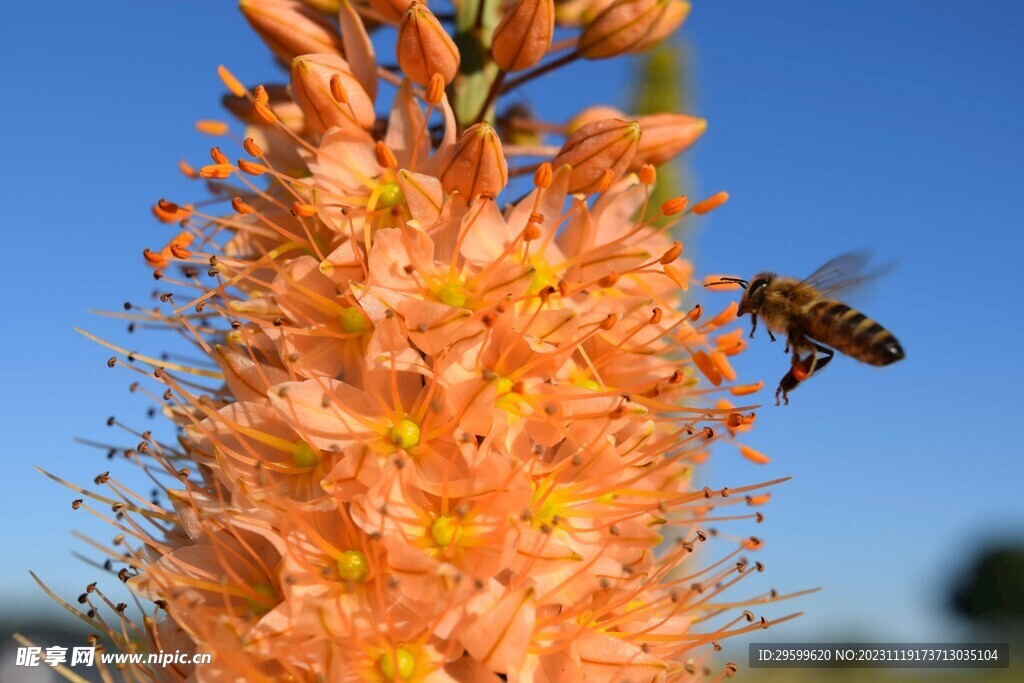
806;300;905;366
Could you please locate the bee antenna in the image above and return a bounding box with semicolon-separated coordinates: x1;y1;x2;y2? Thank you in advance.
705;277;748;290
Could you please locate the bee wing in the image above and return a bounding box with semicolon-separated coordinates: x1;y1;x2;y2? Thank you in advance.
795;250;893;297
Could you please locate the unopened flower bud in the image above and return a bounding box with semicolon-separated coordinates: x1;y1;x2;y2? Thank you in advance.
552;118;641;194
554;0;615;26
240;0;345;63
630;113;706;169
491;0;555;72
299;0;339;11
291;54;375;133
397;3;461;86
578;0;691;59
439;123;509;200
369;0;418;23
567;105;626;134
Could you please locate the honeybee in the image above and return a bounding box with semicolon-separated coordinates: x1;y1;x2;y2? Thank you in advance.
708;252;905;405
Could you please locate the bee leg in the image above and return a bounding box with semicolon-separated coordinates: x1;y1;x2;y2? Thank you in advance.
775;344;837;405
775;341;813;406
775;369;799;406
748;314;758;339
806;343;835;376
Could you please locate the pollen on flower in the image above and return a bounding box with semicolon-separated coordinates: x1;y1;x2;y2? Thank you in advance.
437;282;468;307
339;306;370;334
430;516;462;547
378;182;405;208
53;1;799;680
390;419;420;449
291;439;320;467
378;647;416;681
337;550;369;581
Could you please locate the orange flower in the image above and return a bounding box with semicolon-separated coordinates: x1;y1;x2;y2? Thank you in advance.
48;1;800;681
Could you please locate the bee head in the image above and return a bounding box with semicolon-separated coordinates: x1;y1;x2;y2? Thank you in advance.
737;272;775;316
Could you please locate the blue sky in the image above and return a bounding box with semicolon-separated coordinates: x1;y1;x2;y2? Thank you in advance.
1;0;1022;645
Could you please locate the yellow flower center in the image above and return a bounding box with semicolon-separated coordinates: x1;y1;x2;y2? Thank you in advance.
495;376;515;396
438;282;468;308
531;483;566;528
340;306;369;334
526;259;556;296
245;582;277;615
430;515;462;547
378;182;405;209
378;647;415;681
390;419;420;450
291;440;320;468
337;550;369;582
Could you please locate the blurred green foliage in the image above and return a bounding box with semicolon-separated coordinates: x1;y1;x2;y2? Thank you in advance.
950;544;1024;626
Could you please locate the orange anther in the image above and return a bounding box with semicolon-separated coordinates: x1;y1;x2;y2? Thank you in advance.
243;137;264;157
199;163;234;179
533;162;552;189
253;99;277;123
600;314;619;330
152;199;190;223
329;73;348;104
238;159;268;176
747;493;771;506
707;302;739;328
739;445;770;465
196;120;229;136
598;272;620;288
691;350;722;386
210;146;229;164
254;84;270;105
660;240;683;264
638;163;656;185
143;248;168;268
217;65;247;97
649;307;663;324
169;243;192;259
292;201;318;217
523;222;542;241
688;304;702;322
692;191;729;215
715;329;745;354
710;351;736;382
661;195;688;216
171;231;194;249
663;264;689;289
375;141;398;169
178;159;198;179
425;73;445;105
232;197;255;214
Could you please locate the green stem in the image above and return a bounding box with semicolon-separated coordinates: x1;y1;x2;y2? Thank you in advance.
473;70;506;125
453;0;502;128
